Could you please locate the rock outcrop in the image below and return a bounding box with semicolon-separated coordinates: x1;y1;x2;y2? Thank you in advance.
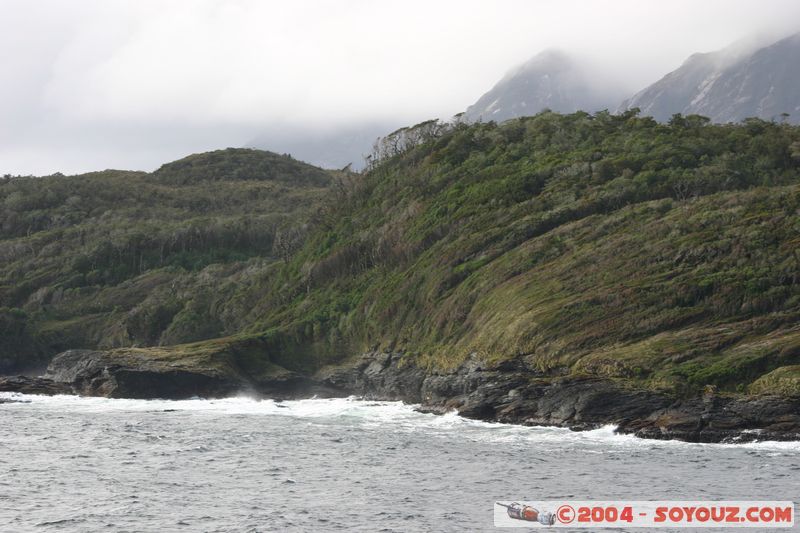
41;349;242;399
1;345;337;400
0;375;73;396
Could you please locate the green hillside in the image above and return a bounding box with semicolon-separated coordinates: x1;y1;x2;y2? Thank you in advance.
4;112;800;398
0;149;333;372
238;111;800;395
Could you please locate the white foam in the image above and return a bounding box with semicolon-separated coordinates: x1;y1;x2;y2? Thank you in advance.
3;392;799;452
0;392;415;418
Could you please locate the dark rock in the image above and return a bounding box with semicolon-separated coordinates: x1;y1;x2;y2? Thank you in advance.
3;347;343;401
618;393;800;443
44;349;241;399
316;352;800;443
315;353;426;402
0;375;73;396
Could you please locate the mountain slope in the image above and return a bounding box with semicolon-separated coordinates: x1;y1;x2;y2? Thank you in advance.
621;32;800;123
464;49;625;123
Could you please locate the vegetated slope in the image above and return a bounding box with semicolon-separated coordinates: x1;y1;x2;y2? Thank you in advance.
243;111;800;396
5;116;800;400
620;32;800;124
0;149;333;372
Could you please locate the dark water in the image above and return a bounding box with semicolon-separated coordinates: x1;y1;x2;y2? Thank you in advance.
1;394;798;532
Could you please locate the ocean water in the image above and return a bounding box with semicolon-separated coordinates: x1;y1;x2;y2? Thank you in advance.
0;393;798;532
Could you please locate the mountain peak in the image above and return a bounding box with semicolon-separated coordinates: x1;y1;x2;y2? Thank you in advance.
464;49;624;123
620;32;800;123
517;48;571;69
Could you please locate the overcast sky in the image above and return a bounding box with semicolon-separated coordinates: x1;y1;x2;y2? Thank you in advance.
2;0;799;175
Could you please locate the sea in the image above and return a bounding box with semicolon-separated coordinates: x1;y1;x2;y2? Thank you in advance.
1;393;798;532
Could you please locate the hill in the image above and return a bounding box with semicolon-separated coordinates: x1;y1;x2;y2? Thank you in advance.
0;148;333;372
238;111;800;397
4;115;800;440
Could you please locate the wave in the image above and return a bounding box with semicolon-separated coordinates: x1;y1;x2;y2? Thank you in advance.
3;392;799;452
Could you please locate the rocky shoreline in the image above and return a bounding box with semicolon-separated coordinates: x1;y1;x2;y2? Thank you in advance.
316;353;800;443
2;350;799;444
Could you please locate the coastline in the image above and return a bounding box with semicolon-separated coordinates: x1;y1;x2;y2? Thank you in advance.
2;350;799;444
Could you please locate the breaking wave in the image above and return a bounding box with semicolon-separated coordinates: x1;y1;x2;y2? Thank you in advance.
3;392;798;452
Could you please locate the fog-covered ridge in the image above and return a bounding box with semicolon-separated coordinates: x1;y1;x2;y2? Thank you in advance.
464;49;628;123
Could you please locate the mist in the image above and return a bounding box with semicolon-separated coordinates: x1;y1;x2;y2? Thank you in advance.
2;0;799;175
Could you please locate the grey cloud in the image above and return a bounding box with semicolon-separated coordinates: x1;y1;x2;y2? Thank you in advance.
2;0;799;174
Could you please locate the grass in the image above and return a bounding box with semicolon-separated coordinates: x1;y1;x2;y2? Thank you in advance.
750;365;800;396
